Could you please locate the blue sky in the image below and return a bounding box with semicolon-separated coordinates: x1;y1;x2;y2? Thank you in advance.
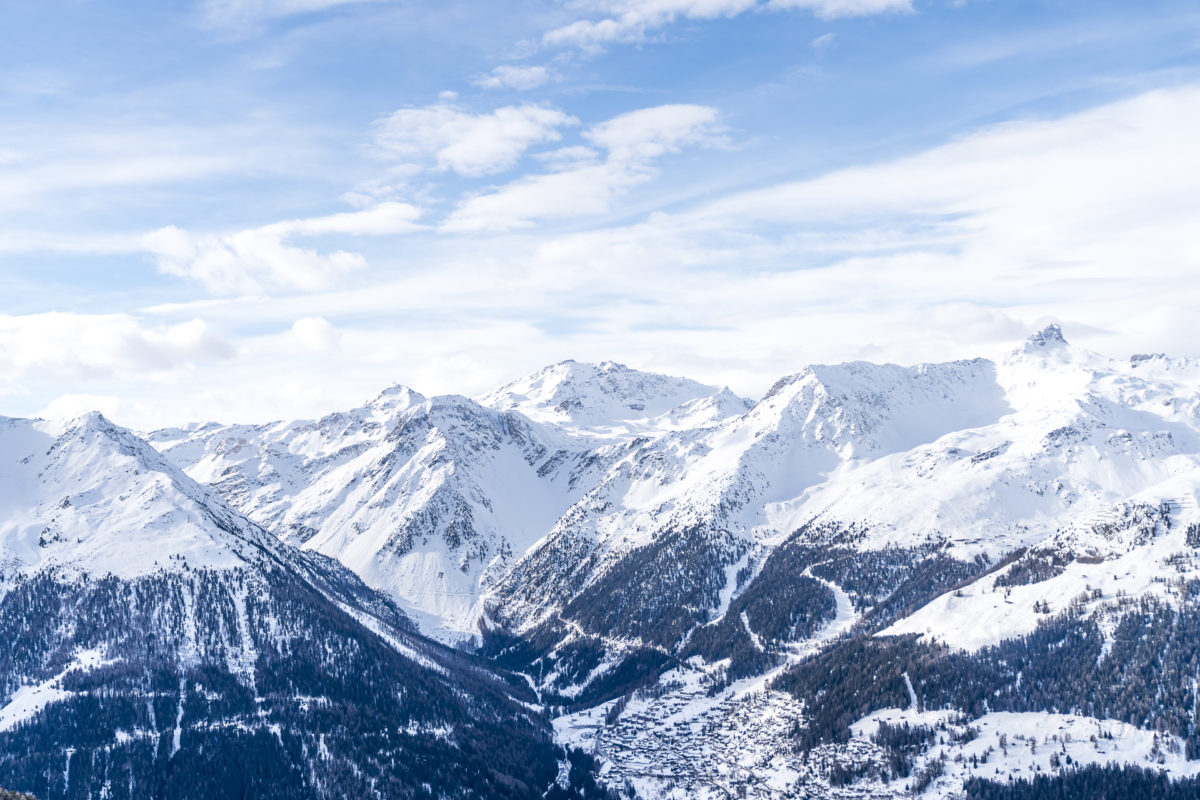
3;0;1200;426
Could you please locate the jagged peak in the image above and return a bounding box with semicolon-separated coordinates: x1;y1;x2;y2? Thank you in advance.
51;412;203;486
744;356;1010;462
761;361;904;403
61;409;112;430
521;358;638;384
54;409;138;445
475;362;739;438
1130;352;1167;367
0;412;287;581
367;383;426;411
1023;323;1068;351
479;358;733;431
374;382;423;399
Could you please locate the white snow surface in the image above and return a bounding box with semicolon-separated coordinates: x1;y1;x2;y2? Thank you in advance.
0;412;278;585
0;648;113;731
852;707;1200;797
479;359;752;439
141;331;1200;648
148;387;582;642
12;329;1200;796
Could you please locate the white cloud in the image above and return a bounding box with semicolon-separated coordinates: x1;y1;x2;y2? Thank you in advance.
443;163;638;232
442;104;722;231
505;83;1200;364
0;116;328;224
373;103;578;177
290;316;343;351
543;0;908;49
476;65;553;91
810;32;835;51
544;0;758;48
142;202;422;294
682;85;1200;260
586;103;724;159
0;313;234;382
281;202;424;236
534;145;601;169
12;86;1200;429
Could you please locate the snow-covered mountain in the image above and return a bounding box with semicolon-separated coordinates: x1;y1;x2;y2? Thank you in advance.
482;330;1200;797
0;412;559;800
489;327;1200;648
486;328;1200;798
150;361;749;641
22;327;1200;798
481;359;753;437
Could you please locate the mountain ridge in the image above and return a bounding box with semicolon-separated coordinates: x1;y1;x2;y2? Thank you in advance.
0;411;563;800
12;326;1200;798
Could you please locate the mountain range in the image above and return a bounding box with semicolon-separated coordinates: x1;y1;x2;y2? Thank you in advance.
5;326;1200;798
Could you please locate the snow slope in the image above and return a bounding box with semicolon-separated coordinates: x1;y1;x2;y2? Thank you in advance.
0;411;560;800
480;359;752;439
144;331;1200;660
489;328;1200;653
150;389;573;641
0;412;279;583
151;362;751;641
16;328;1200;798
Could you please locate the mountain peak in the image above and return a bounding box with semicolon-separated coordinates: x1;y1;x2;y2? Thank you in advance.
480;360;745;435
1024;323;1068;350
1;414;275;580
57;409;114;434
368;383;426;415
539;359;631;380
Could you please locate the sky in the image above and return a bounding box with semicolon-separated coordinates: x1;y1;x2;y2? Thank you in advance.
3;0;1200;428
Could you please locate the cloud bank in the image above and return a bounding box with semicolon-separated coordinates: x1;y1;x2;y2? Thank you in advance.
443;103;724;231
142;202;422;294
374;103;578;177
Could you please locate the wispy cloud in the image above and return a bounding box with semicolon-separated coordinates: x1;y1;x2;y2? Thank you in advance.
475;65;553;91
142;202;423;294
373;102;578;176
810;32;835;52
144;81;1200;423
543;0;909;50
443;103;724;231
544;0;758;49
200;0;384;29
503;83;1200;365
0;115;328;227
0;147;237;214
